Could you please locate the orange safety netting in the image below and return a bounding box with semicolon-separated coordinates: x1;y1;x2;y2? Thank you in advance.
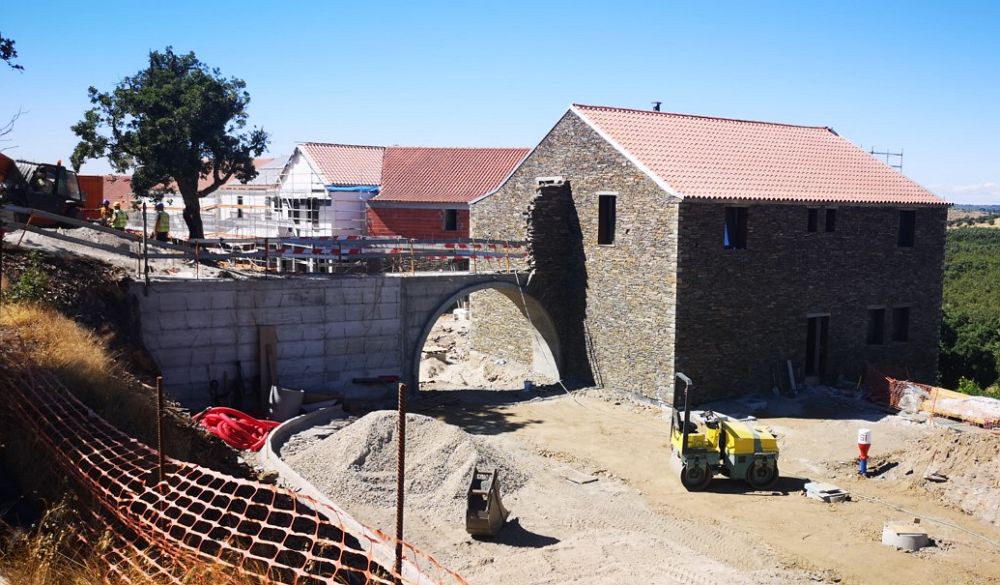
864;363;999;430
0;362;466;584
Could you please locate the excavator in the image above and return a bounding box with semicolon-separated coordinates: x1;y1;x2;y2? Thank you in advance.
669;372;780;491
0;153;86;227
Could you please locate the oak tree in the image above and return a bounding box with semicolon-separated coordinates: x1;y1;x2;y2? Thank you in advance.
71;47;268;239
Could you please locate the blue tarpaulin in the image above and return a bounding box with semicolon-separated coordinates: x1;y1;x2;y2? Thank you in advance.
326;185;380;193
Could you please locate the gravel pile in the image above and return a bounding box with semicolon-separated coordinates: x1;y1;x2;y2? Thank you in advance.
286;411;528;515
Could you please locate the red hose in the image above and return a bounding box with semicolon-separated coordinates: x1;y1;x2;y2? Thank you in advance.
194;407;281;452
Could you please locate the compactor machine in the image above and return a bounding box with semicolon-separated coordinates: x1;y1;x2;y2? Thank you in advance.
670;373;780;491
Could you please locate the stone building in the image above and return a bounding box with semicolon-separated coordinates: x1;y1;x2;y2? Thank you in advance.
469;104;948;401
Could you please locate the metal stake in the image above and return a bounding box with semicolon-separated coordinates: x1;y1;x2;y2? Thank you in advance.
395;382;407;582
156;376;165;492
141;201;150;293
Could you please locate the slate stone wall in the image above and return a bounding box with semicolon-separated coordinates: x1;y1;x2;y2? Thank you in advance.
673;202;948;400
470;111;681;396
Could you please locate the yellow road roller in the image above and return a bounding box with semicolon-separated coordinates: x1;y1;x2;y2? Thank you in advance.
670;373;779;491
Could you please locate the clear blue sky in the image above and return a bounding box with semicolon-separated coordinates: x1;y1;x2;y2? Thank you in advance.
2;1;998;203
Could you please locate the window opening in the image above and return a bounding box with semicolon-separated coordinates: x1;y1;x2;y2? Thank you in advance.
724;207;748;249
444;209;458;231
898;210;915;247
598;195;617;245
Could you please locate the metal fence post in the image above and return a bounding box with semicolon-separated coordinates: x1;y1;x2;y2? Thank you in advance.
156;376;166;492
395;382;407;582
142;201;150;293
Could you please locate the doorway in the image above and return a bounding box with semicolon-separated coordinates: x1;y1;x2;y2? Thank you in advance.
805;315;829;377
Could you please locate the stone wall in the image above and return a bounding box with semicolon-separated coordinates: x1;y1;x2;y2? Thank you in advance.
470;111;681;396
674;202;948;400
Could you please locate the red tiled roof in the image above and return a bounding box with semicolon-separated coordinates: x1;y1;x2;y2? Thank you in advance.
374;147;529;204
102;175;134;204
571;104;946;206
299;143;383;186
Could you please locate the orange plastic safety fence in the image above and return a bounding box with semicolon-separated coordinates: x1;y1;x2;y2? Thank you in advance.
866;365;1000;431
0;362;467;585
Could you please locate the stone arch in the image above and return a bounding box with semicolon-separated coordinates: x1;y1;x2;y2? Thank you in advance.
408;280;561;393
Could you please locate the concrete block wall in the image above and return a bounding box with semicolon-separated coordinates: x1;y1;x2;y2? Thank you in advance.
132;276;403;409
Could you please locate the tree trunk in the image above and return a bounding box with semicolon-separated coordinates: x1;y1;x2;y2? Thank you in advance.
181;192;204;240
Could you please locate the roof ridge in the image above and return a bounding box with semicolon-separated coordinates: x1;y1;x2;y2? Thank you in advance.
384;146;530;151
299;142;385;149
571;103;834;132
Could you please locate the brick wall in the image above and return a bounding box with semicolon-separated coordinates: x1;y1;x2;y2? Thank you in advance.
367;206;469;239
470;111;680;395
674;202;947;399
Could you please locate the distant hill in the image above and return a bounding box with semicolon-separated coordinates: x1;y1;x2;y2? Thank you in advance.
952;204;1000;212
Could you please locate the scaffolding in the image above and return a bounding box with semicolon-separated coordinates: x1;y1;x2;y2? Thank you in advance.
125;156;379;273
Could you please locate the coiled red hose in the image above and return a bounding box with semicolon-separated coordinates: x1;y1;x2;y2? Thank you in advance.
194;407;280;452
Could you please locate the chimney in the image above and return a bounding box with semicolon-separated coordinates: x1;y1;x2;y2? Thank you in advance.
652;101;662;112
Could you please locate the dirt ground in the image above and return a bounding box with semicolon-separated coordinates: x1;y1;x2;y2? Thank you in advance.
281;313;1000;585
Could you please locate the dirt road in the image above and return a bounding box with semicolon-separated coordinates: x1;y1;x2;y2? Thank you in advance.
432;389;1000;585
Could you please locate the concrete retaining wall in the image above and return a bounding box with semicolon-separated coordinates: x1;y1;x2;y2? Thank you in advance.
131;272;530;409
132;276;403;409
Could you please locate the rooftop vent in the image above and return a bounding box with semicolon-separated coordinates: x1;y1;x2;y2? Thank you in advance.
651;101;662;112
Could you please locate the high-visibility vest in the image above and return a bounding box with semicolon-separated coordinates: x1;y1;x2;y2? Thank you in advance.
155;211;170;233
112;209;128;228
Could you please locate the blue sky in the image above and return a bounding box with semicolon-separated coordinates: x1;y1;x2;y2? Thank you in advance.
2;1;998;203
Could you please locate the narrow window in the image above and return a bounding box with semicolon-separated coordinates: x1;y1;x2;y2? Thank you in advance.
898;210;915;247
892;307;910;342
825;208;837;232
444;209;458;232
598;194;616;245
724;207;748;249
264;197;273;220
236;195;244;219
807;208;818;232
866;308;885;345
311;199;320;227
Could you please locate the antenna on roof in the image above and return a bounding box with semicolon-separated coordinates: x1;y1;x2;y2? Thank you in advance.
866;147;904;172
651;101;662;112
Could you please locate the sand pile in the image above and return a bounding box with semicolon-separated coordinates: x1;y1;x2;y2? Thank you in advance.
886;430;1000;524
286;411;528;516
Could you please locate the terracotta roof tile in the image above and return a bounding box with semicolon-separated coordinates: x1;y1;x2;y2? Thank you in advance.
299;143;383;186
375;147;529;204
572;104;946;206
102;175;134;204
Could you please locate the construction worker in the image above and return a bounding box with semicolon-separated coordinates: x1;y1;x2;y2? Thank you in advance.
111;202;129;231
152;202;170;242
99;200;113;226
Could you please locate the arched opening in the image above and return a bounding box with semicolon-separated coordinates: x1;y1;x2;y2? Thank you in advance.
411;281;560;395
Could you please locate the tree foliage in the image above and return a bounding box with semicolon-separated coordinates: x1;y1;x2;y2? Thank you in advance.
940;228;1000;391
0;32;22;70
70;47;268;239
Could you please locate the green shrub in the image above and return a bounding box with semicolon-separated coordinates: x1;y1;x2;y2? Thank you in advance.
957;376;983;396
3;251;50;304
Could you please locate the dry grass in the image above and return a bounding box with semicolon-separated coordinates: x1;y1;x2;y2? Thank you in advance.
0;303;246;475
0;503;268;584
0;304;260;582
0;302;161;444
